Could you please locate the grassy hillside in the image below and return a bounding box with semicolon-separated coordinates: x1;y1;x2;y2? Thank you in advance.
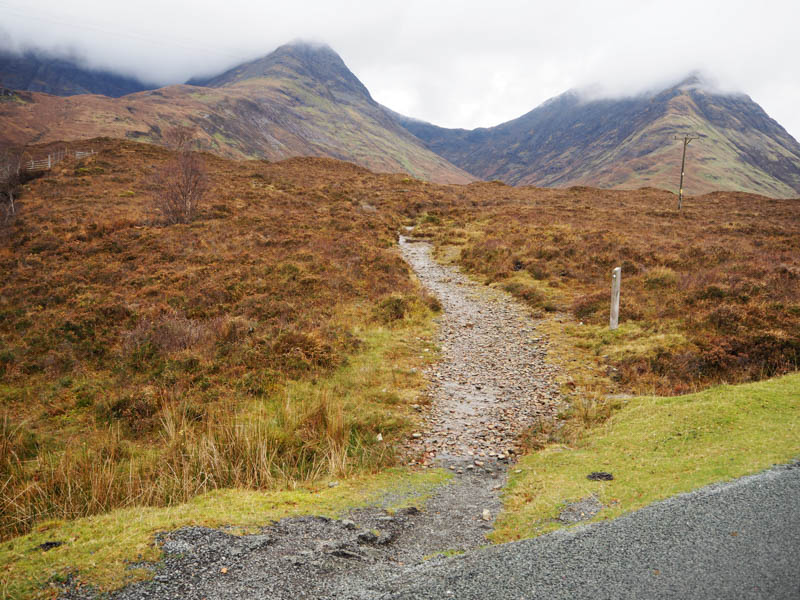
399;80;800;198
0;139;447;540
547;92;800;198
416;185;800;396
1;137;797;560
0;137;798;599
494;373;800;542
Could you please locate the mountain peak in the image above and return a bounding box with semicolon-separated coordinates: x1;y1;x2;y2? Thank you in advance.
273;40;338;58
187;41;373;101
671;70;705;89
399;72;800;198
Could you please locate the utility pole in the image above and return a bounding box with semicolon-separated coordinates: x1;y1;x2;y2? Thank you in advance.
676;134;696;210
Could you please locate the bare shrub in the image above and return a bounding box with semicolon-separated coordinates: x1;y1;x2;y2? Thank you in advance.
151;127;209;224
0;145;24;224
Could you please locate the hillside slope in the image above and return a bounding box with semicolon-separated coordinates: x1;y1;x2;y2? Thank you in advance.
0;50;154;97
397;76;800;197
0;43;472;184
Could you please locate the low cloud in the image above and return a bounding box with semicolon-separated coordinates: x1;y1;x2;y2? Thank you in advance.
2;0;798;139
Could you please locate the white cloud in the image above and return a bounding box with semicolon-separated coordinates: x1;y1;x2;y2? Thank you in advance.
1;0;798;140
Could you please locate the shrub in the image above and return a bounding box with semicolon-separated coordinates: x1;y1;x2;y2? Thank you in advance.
502;282;545;307
374;295;410;323
644;266;678;289
151;127;209;224
95;390;160;432
421;291;442;313
124;313;212;356
271;331;335;374
0;144;24;224
572;292;609;321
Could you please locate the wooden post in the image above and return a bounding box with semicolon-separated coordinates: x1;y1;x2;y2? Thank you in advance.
610;267;621;330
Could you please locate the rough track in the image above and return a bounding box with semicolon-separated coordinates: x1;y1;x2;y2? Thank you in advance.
399;235;561;470
59;234;562;600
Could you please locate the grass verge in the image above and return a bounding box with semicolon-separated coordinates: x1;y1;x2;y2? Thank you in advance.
1;467;450;600
492;372;800;542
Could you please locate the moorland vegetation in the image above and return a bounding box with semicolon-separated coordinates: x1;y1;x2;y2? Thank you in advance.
1;137;798;547
416;186;799;396
0;138;441;540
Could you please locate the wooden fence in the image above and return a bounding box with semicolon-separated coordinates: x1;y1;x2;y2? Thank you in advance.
25;148;95;172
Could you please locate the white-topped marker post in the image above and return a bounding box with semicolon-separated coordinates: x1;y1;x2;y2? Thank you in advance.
610;267;621;330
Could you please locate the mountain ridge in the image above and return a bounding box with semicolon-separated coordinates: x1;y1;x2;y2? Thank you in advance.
395;74;800;197
0;43;473;184
2;45;799;196
0;49;154;97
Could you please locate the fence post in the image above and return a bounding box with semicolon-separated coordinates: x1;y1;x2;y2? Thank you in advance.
47;155;51;169
610;267;621;330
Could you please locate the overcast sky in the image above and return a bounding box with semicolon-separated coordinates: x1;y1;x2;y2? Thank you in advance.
2;0;798;140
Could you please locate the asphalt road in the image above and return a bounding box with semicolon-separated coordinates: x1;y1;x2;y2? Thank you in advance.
349;463;800;599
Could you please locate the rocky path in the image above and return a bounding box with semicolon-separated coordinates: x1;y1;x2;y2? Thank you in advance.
60;234;562;600
400;235;561;471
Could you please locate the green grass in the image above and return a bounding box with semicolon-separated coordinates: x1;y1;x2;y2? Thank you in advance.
568;321;690;365
1;468;450;599
492;372;800;542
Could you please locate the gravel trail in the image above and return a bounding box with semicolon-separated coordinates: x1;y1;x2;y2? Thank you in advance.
399;235;561;469
57;236;798;600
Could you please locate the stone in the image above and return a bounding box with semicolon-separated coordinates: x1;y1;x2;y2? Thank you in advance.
357;531;378;544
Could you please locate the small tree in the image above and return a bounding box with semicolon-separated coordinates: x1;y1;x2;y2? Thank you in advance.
152;127;209;224
0;145;23;223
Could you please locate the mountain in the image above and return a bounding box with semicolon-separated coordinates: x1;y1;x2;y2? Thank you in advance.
0;43;472;184
396;75;800;198
187;42;370;95
0;50;154;97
